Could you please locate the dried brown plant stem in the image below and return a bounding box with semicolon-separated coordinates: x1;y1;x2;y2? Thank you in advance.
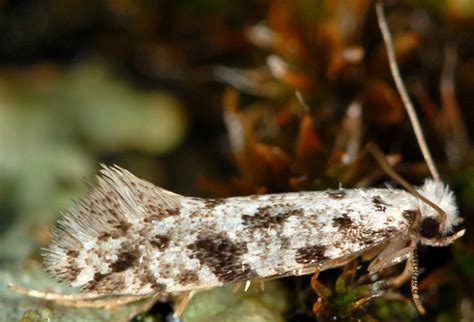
375;2;440;182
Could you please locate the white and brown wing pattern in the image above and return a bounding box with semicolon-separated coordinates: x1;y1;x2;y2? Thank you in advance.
44;165;184;295
44;165;461;298
176;188;414;291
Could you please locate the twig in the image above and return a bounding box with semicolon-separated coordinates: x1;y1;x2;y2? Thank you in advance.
375;2;440;182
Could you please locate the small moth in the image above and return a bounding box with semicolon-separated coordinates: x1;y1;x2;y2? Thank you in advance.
41;165;464;312
3;3;462;318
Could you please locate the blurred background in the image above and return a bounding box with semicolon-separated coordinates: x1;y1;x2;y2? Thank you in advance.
1;0;474;321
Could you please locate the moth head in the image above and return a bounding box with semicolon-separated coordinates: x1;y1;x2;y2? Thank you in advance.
410;179;464;245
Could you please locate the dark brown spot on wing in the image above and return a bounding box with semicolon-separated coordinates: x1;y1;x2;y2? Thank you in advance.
143;214;160;223
332;214;353;229
177;269;200;285
86;271;126;292
242;205;302;231
357;227;399;246
116;221;131;233
188;232;255;283
150;282;167;293
66;250;79;257
104;221;131;239
84;238;158;293
204;198;225;208
92;272;105;285
144;206;181;221
97;232;112;241
372;196;388;212
63;253;81;282
164;207;180;217
149;234;170;250
295;245;328;264
109;250;138;273
129;267;160;293
86;272;106;291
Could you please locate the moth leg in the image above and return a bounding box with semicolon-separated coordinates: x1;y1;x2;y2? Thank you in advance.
310;269;332;316
9;282;148;309
386;245;426;315
8;283;106;301
371;241;426;315
367;241;413;287
310;269;320;293
124;297;159;322
310;268;331;300
367;246;412;273
386;257;411;288
53;295;148;308
173;291;195;317
367;236;411;273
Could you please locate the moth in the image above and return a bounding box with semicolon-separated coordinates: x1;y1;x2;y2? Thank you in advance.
4;2;463;317
38;165;464;314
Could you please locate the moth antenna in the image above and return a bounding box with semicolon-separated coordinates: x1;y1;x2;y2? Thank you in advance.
375;1;440;182
364;143;447;225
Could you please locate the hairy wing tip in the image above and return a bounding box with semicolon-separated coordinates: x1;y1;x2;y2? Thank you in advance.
44;165;183;289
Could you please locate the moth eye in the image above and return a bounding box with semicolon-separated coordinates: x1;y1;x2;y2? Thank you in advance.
420;217;440;238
